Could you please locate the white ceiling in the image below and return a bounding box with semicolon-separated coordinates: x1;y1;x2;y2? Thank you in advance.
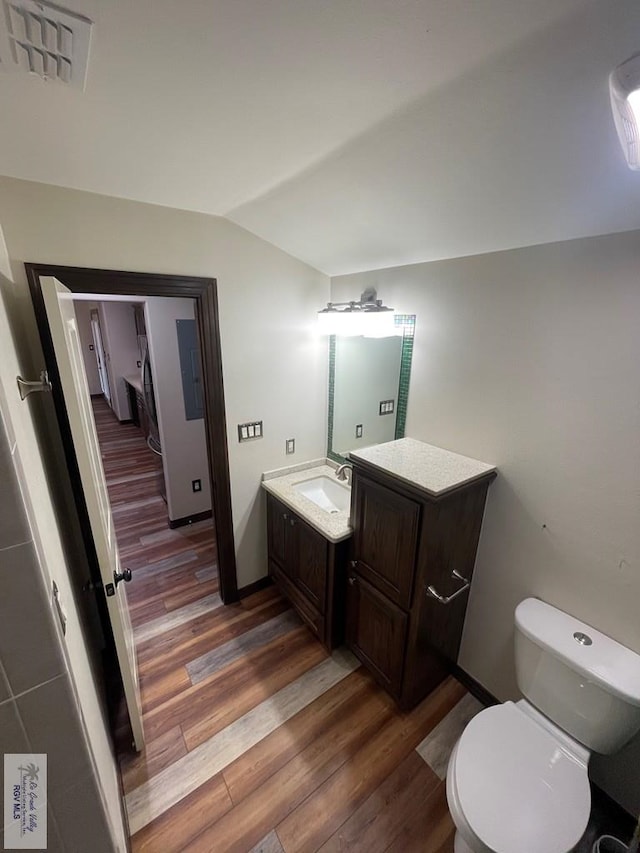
0;0;639;275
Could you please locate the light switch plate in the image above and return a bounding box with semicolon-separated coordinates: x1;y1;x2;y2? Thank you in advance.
379;399;395;416
355;424;363;438
286;438;295;454
238;421;263;442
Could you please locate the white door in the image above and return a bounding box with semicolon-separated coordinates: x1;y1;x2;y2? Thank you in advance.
90;309;111;402
41;276;144;751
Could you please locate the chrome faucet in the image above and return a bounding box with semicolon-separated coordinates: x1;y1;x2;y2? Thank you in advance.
335;463;353;484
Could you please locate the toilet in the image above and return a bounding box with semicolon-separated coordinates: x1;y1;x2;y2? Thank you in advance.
446;597;640;853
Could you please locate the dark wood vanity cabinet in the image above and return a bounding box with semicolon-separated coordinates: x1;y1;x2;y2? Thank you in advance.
351;477;419;609
126;381;140;427
125;381;147;434
347;463;495;709
347;573;407;697
136;391;149;437
266;493;347;650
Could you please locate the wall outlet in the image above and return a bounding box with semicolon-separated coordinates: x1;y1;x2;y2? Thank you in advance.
286;438;295;454
192;479;202;492
355;424;363;438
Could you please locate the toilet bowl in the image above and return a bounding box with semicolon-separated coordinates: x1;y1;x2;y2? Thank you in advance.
445;598;640;853
446;701;591;853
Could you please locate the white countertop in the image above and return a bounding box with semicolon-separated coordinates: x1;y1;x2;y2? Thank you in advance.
261;461;352;543
349;437;496;497
123;374;143;393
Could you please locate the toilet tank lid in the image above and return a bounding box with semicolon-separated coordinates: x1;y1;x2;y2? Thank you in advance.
515;598;640;707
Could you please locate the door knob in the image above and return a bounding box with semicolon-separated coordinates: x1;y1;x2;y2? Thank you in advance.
114;568;132;587
349;560;358;569
348;576;357;585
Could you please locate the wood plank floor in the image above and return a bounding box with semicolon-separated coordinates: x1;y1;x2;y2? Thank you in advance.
93;396;461;852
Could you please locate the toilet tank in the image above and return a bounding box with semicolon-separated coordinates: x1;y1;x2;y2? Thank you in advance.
514;598;640;754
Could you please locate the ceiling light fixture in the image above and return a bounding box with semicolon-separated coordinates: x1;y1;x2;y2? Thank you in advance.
610;51;640;170
317;288;396;337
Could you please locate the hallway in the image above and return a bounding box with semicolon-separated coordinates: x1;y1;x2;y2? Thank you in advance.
92;395;218;633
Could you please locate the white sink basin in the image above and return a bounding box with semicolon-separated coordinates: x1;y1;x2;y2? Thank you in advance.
294;476;351;514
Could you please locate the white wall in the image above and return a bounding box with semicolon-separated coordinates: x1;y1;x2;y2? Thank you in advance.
331;229;640;814
145;297;211;522
72;300;102;395
98;301;140;421
333;335;402;455
0;176;329;589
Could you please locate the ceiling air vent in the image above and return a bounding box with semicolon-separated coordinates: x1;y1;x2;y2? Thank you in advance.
2;0;92;89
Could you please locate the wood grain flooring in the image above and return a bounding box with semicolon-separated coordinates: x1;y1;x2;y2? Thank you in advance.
93;396;461;852
416;693;483;780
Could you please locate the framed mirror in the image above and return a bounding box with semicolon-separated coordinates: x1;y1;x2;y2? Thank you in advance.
327;314;416;463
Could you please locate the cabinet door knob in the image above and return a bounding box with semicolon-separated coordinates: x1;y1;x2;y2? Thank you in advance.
289;518;296;527
349;560;358;569
348;575;357;585
283;513;288;521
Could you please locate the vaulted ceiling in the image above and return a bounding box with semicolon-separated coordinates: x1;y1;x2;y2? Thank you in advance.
1;0;639;274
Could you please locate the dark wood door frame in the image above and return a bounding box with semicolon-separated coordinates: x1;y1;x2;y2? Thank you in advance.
25;264;238;617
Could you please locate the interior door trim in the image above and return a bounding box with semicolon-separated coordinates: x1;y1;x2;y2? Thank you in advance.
25;264;238;611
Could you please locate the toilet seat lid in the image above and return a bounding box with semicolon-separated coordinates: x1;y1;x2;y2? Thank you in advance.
454;702;591;853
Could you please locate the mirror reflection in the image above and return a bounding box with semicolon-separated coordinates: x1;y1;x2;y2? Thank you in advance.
327;315;415;462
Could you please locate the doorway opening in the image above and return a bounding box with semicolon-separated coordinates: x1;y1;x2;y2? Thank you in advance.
26;264;237;753
75;292;223;756
26;264;236;601
78;292;217;557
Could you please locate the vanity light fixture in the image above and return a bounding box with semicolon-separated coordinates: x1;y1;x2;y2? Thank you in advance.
317;288;396;337
610;52;640;170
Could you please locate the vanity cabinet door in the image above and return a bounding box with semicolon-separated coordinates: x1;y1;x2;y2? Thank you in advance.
267;495;290;574
352;474;420;609
126;383;140;427
266;492;345;651
266;495;328;611
269;560;323;640
292;518;328;612
346;571;407;698
136;391;148;437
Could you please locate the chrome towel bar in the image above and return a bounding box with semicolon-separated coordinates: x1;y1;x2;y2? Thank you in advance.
426;569;470;605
